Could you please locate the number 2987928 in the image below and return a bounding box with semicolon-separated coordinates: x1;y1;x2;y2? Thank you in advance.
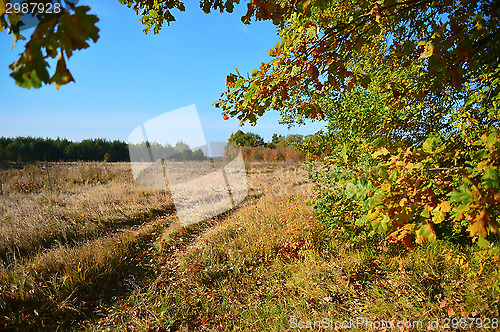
5;1;62;15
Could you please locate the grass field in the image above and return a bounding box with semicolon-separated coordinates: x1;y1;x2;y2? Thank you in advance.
0;161;499;331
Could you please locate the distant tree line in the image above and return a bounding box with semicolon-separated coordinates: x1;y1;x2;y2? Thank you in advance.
129;141;206;162
0;132;311;163
0;137;129;162
0;137;212;163
226;131;311;162
238;146;305;162
228;130;311;149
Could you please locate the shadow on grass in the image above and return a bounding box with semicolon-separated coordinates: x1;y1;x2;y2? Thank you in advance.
0;193;263;331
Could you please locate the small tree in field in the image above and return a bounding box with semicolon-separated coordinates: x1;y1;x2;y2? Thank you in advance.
229;130;265;147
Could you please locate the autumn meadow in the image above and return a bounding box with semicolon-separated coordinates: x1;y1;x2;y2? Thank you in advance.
2;0;500;330
0;160;497;331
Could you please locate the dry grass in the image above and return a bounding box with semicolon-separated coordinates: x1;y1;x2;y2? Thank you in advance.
0;214;173;329
0;161;311;330
245;161;311;197
0;162;180;329
81;193;500;331
2;161;497;331
0;162;174;264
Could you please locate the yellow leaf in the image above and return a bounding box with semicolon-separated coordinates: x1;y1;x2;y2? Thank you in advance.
372;147;389;157
419;43;434;59
432;210;446;224
440;200;452;213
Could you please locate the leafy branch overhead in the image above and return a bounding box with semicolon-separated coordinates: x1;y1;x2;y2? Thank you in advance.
1;1;99;89
215;0;500;128
345;129;500;249
2;0;297;88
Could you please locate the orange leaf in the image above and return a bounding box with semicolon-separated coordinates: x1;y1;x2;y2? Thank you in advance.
468;209;490;238
369;3;382;22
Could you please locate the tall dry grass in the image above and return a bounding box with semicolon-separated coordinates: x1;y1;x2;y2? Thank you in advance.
0;162;174;264
83;192;500;332
0;160;317;330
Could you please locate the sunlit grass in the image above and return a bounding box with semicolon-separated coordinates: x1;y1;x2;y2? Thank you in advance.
83;193;500;331
1;162;498;331
0;162;174;262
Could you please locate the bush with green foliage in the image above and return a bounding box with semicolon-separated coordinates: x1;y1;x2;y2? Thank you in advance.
228;130;265;147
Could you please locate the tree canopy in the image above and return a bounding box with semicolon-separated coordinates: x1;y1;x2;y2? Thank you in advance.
214;0;499;138
228;130;265;147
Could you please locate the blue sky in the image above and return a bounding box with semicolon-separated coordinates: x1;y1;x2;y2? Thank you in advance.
0;1;326;144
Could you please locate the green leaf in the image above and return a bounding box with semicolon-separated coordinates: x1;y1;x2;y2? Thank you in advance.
482;165;499;189
422;136;439;153
372;147;389;157
371;214;389;233
340;144;348;163
306;26;317;39
291;65;301;76
243;82;259;103
371;136;390;148
484;132;498;150
345;182;357;198
9;43;50;89
355;214;370;226
477;237;490;248
417;224;436;241
378;167;389;178
432;209;446;224
421;208;430;218
448;184;474;204
58;6;100;57
235;78;244;88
